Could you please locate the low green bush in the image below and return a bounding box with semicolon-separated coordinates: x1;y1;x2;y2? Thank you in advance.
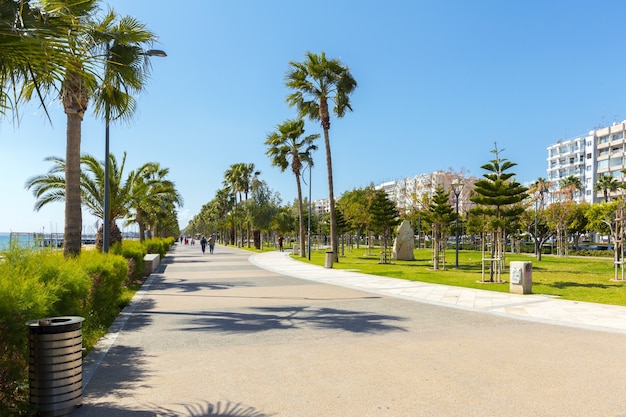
111;240;147;282
0;248;59;414
143;237;174;259
0;247;128;415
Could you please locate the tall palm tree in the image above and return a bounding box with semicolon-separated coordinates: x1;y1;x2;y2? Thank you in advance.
595;174;619;202
240;163;260;248
223;162;260;247
224;163;245;246
266;119;319;257
559;175;582;202
286;51;357;262
33;2;159;256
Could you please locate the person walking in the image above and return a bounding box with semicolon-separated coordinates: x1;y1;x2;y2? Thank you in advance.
278;236;284;252
208;234;216;254
200;235;207;254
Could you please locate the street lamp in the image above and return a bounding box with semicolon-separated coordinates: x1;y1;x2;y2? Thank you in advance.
103;49;166;253
451;183;464;269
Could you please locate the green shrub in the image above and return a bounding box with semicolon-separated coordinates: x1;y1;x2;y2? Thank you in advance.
0;247;132;415
143;237;173;259
80;250;128;327
111;240;146;282
0;248;60;414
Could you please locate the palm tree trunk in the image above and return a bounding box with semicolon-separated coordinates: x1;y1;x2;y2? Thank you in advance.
64;112;83;257
137;210;146;242
296;173;306;257
322;127;338;262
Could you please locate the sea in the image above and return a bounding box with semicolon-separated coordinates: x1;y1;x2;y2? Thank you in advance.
0;232;140;250
0;232;100;251
0;232;51;250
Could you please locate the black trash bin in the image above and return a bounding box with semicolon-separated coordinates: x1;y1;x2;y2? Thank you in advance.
26;316;85;417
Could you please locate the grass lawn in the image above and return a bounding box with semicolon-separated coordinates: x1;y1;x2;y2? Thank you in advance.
291;247;626;307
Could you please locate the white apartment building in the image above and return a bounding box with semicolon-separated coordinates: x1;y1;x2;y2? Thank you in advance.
547;121;626;204
546;135;587;203
375;171;471;213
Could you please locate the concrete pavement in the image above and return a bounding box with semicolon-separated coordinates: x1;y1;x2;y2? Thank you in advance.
251;250;626;335
72;244;626;417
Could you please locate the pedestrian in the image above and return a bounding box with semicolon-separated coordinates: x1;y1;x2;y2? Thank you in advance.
200;235;207;254
208;234;216;254
278;236;284;252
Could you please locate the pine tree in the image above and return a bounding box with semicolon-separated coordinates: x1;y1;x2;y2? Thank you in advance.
470;143;528;281
370;190;400;263
428;188;455;270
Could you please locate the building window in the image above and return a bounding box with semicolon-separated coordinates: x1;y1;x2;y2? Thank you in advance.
587;153;592;159
613;133;624;140
598;160;609;170
610;157;623;168
599;135;610;143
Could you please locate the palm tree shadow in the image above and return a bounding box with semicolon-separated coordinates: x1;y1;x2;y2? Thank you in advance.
149;277;253;292
182;306;408;334
74;400;274;417
154;400;277;416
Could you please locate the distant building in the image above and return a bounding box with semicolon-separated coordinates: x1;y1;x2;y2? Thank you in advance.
547;121;626;204
375;171;473;214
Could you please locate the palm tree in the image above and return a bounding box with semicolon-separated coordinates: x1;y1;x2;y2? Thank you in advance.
240;163;261;248
595;174;619;202
0;1;75;119
25;153;131;249
223;163;260;247
25;153;182;248
129;162;183;240
531;177;551;209
224;163;246;246
559;175;582;202
32;2;159;256
286;51;357;262
266;119;319;257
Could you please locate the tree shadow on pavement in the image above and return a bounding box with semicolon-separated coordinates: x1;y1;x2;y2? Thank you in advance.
82;345;153;396
180;306;408;334
74;400;275;417
149;277;254;292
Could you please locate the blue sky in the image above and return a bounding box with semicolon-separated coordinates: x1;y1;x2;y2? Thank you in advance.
3;0;626;233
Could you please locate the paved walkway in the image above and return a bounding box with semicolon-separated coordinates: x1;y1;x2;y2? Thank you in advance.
251;250;626;335
72;244;626;416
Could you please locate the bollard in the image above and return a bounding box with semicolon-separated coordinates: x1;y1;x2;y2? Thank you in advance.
27;316;85;417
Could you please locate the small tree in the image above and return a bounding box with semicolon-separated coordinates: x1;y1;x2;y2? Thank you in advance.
470;144;528;282
519;207;553;261
426;188;455;270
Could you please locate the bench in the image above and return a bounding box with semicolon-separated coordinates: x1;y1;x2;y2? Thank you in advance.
143;253;160;275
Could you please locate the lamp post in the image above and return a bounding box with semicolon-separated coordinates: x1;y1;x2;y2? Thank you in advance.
103;49;166;253
451;183;464;269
